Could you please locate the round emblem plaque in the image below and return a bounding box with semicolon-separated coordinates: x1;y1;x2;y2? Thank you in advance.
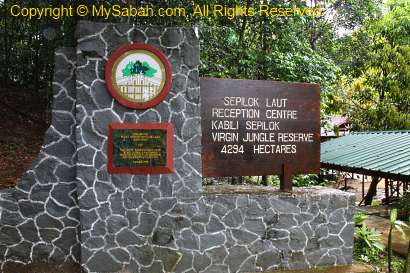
105;43;172;109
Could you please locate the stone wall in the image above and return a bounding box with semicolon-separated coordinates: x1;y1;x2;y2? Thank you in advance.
79;185;355;272
0;20;355;273
0;48;81;271
192;186;355;272
81;184;354;272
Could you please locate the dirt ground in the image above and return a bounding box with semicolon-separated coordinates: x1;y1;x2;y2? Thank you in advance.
2;262;372;273
329;175;389;206
0;87;48;190
363;214;410;257
2;261;82;273
334;176;410;258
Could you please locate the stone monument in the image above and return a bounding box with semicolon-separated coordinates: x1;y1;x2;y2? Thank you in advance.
0;21;355;273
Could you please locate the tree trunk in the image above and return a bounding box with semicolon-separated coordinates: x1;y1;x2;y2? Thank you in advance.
261;176;268;186
237;0;249;76
364;176;380;206
238;0;249;45
34;39;40;91
3;0;9;86
388;225;393;273
231;177;243;185
310;30;318;50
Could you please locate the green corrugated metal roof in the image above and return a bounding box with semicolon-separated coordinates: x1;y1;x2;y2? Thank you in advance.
321;131;410;178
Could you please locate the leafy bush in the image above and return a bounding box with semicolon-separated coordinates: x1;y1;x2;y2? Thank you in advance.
387;208;408;273
270;176;280;187
293;174;326;187
354;224;384;262
371;199;380;208
398;191;410;220
243;176;279;187
353;212;407;273
354;211;369;227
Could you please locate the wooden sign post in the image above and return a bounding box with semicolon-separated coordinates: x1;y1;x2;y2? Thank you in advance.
200;78;320;191
280;163;293;192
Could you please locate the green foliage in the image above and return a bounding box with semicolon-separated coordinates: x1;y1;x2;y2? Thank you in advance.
356;252;405;273
0;0;196;90
292;174;326;187
371;199;381;208
335;0;410;130
371;1;410;46
389;208;408;240
345;43;410;130
354;211;369;226
405;234;410;273
200;12;340;98
388;208;409;273
329;0;382;29
122;61;157;78
398;192;410;220
354;224;385;262
270;176;280;187
244;176;279;187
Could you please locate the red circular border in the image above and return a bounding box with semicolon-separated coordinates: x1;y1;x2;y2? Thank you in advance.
105;43;172;109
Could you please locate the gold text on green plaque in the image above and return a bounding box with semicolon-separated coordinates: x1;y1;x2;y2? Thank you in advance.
113;129;167;167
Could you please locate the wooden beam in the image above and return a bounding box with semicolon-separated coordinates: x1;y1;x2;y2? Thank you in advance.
385;178;389;204
321;163;410;183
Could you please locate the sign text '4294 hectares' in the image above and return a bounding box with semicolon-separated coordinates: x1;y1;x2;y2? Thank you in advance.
201;78;320;177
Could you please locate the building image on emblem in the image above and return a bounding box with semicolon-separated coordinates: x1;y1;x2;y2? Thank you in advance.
113;51;165;103
117;74;161;101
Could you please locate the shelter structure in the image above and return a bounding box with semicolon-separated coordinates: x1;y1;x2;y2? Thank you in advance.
321;115;350;140
321;131;410;205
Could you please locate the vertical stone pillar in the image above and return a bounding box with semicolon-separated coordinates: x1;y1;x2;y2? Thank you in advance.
0;48;81;270
75;21;201;272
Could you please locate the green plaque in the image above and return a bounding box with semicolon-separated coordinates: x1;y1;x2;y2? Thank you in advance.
108;123;174;174
113;129;167;167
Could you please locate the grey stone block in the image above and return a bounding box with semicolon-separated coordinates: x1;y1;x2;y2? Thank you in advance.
0;227;21;245
107;215;128;234
256;250;281;270
152;227;174;246
161;28;183;47
178;229;199;250
199;232;225;252
134;213;156;236
206;215;225;233
110;248;130;264
225;245;250;273
117;229;144;247
193;251;211;272
153;246;182;272
86;251;122;272
231;229;258;244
